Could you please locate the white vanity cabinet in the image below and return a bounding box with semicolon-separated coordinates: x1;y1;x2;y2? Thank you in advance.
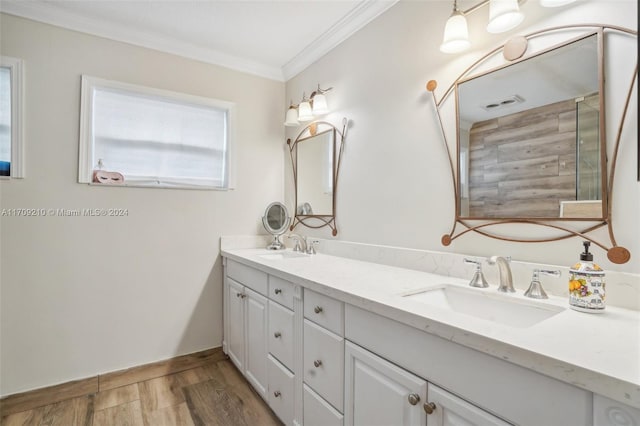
345;304;592;426
223;258;303;426
426;383;511;426
344;341;510;426
224;260;269;399
222;253;637;426
345;341;427;426
303;289;345;423
267;275;302;426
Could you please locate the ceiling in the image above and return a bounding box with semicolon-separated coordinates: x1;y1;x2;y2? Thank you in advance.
0;0;398;81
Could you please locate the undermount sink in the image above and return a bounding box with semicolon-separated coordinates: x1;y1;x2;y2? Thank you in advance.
258;251;309;260
403;285;564;328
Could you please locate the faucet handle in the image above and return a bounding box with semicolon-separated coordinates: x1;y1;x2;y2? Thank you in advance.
287;234;302;252
524;268;560;299
307;239;319;255
463;258;489;288
539;269;561;277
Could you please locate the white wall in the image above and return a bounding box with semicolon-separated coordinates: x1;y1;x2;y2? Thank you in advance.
285;0;638;274
0;14;284;396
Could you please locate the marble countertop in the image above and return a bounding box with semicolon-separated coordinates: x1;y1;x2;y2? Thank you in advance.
222;248;640;409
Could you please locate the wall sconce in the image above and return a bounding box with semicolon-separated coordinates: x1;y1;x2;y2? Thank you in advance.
284;84;333;127
440;0;577;53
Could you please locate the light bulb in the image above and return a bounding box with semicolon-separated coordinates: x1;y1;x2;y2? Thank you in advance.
487;0;524;34
440;10;471;53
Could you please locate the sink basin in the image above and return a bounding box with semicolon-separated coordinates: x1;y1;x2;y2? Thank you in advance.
403;285;564;328
258;251;309;260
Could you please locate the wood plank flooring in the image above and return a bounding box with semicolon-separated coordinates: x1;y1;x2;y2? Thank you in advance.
1;359;282;426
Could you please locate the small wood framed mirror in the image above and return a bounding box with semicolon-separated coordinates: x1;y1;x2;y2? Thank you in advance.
287;118;348;236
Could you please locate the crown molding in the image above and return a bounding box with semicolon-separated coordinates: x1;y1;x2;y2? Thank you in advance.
0;1;286;81
282;0;399;81
1;0;399;82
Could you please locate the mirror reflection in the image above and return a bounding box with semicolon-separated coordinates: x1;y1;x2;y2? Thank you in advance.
457;34;605;219
296;129;334;216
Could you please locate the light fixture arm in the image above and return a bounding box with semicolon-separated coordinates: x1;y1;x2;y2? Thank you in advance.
459;0;527;16
310;84;333;98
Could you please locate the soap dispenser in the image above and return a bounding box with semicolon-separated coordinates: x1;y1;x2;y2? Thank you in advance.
569;241;606;313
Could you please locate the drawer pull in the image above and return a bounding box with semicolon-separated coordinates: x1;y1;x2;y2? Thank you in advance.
423;402;436;415
274;288;282;294
274;391;281;398
313;360;322;368
236;293;246;299
274;332;281;338
407;394;421;405
314;306;323;314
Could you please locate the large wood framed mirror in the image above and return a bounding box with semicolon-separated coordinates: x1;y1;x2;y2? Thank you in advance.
287;119;347;236
426;24;637;264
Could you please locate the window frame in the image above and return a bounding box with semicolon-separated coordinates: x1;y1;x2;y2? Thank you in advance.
0;55;25;179
78;75;236;190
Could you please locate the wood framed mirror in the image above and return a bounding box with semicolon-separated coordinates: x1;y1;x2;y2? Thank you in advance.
426;24;637;264
287;119;347;236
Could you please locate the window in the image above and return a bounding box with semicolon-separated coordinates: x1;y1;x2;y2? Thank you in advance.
0;56;24;178
79;76;235;189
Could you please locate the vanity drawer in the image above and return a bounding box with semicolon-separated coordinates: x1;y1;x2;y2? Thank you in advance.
227;259;267;295
268;354;295;426
304;289;344;336
269;300;295;369
304;384;344;426
269;275;296;310
304;319;344;412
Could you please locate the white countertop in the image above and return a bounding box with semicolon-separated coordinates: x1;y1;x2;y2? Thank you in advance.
222;248;640;409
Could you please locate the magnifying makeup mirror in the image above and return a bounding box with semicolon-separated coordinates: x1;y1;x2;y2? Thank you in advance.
262;202;290;250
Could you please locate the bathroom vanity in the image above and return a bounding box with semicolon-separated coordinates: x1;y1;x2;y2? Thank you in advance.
221;241;640;426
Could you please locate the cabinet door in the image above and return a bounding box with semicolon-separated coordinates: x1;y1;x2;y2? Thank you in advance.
345;341;427;426
245;287;269;400
227;278;245;371
426;383;511;426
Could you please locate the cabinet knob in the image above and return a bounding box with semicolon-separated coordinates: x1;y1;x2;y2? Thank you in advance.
274;391;281;398
236;293;246;298
274;288;282;294
313;360;322;368
274;332;281;338
407;394;421;405
314;306;323;314
423;402;436;415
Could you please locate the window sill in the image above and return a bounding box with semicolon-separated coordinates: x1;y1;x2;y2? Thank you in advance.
86;181;232;191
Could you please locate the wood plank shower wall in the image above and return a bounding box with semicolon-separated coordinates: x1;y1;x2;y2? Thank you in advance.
468;99;577;218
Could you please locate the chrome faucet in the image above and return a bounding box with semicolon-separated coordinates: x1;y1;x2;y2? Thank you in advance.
287;234;306;253
487;256;515;293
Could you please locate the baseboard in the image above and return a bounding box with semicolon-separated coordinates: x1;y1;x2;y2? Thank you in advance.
0;346;225;417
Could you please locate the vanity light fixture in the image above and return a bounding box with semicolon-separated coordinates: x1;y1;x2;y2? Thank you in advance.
440;0;471;54
297;93;313;122
440;0;577;53
284;101;299;126
283;84;333;127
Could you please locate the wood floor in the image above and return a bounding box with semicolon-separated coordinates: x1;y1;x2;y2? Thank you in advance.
1;358;282;426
